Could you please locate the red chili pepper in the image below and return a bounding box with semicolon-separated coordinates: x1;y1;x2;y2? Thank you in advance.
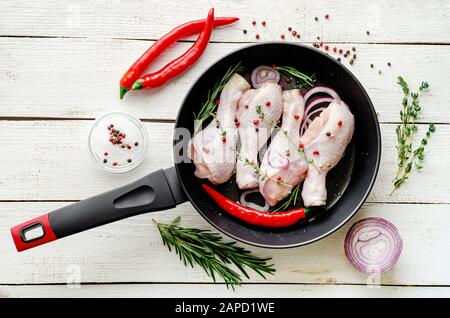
119;13;238;98
202;184;307;227
132;8;215;91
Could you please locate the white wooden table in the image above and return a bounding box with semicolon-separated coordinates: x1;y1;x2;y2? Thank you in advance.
1;0;449;298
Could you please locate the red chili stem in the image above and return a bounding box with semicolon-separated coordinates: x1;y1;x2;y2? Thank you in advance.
202;184;308;228
119;14;238;98
132;8;215;90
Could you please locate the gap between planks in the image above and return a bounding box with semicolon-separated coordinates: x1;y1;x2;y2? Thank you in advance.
0;118;446;125
1;35;450;46
1;282;449;288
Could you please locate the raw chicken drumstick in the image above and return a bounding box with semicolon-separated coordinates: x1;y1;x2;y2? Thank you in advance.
259;89;309;206
300;98;355;207
189;74;251;184
235;82;283;189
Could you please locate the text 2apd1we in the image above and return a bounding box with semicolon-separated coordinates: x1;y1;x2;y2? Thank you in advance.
175;301;275;315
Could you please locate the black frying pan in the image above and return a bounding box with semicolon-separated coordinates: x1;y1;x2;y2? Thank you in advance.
11;43;381;251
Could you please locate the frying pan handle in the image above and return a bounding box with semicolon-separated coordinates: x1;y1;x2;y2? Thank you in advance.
10;167;187;252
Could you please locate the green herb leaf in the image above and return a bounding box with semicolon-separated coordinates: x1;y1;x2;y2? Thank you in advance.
391;76;435;195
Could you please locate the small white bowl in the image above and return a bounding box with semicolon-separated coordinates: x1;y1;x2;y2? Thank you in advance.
88;112;148;173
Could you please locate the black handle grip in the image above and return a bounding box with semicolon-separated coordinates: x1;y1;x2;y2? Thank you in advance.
11;167;187;251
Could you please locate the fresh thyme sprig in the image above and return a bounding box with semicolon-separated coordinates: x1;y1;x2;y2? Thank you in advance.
391;76;436;195
275;66;316;88
193;62;244;135
235;152;291;187
154;217;275;289
270;120;303;153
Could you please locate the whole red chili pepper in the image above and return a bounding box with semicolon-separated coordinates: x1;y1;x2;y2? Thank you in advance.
132;8;214;91
119;15;238;99
202;184;308;228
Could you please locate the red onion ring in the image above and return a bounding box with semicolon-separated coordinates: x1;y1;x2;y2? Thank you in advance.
267;149;290;169
344;217;403;274
304;97;333;117
300;107;326;136
251;65;280;88
304;85;340;104
240;189;269;211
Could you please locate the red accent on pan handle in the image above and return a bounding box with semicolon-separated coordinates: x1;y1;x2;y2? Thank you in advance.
10;214;58;252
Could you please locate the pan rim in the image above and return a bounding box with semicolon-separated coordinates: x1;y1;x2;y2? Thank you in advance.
174;42;381;249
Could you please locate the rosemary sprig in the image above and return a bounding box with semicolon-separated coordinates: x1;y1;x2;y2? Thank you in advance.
193;62;244;135
270;183;301;212
154;217;275;289
391;76;436;195
275;65;316;88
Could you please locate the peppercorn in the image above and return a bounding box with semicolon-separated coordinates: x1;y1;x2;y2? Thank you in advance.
296;34;301;39
121;144;126;148
255;127;259;132
134;142;139;146
326;131;331;136
343;53;348;58
314;16;318;21
243;29;247;34
245;105;249;109
103;159;107;163
349;59;354;65
337;57;341;62
378;70;382;74
353;54;357;59
104;152;108;156
352;47;356;51
366;30;370;35
127;145;131;149
288;26;292;31
387;62;391;66
127;159;132;163
370;63;374;68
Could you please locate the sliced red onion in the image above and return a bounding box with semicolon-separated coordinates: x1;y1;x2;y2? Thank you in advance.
344;217;403;274
300;107;326;136
304;85;340;103
304;96;333;117
267;149;290;169
251;65;280;88
240;189;269;211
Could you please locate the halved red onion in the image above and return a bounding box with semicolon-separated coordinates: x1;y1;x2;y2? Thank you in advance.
304;85;340;103
267;149;290;169
344;217;403;274
240;189;269;211
300;107;326;136
251;65;280;88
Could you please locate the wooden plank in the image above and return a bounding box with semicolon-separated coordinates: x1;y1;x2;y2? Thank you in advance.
1;284;449;298
1;201;449;285
1;38;449;123
0;120;448;203
0;0;449;43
